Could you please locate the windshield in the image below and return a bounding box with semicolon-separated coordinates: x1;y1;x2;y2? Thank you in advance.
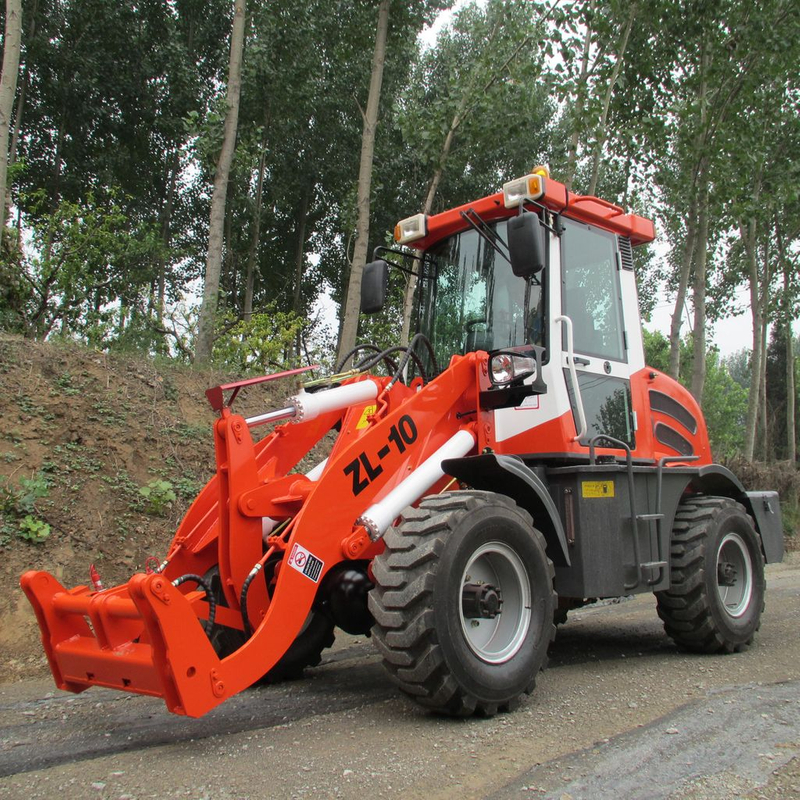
418;220;545;370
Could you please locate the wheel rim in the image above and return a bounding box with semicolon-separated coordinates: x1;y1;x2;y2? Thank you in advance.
459;541;532;664
716;532;753;618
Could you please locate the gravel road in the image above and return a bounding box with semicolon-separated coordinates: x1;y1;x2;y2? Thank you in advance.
1;554;797;800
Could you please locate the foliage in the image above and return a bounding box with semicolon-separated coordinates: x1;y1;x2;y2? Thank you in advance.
17;515;51;542
1;189;164;343
212;306;307;372
137;478;176;516
0;472;51;543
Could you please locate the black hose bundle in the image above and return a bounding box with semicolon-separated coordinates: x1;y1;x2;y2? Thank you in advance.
336;335;437;388
172;574;216;635
386;333;438;390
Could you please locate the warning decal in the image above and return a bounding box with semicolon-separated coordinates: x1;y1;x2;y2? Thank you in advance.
582;480;615;498
356;404;377;429
287;543;325;583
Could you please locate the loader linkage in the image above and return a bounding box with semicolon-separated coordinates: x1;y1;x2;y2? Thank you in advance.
22;355;481;716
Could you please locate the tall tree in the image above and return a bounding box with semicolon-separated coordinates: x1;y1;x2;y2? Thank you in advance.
0;0;21;247
195;0;247;363
336;0;391;366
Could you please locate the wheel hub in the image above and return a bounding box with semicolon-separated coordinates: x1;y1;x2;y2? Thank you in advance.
462;583;503;619
459;541;532;664
717;561;738;587
716;531;754;618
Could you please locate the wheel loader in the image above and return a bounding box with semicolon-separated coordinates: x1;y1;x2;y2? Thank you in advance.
21;168;784;718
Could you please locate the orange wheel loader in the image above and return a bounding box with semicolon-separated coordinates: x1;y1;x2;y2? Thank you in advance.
21;169;784;718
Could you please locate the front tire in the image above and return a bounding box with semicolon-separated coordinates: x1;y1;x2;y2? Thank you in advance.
369;491;556;716
656;496;766;653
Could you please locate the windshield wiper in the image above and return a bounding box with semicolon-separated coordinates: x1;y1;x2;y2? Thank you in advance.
460;209;511;264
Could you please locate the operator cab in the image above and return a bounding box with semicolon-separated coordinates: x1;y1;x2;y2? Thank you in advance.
361;168;655;459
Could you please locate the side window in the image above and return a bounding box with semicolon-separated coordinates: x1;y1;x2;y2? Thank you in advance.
561;219;625;361
566;374;636;447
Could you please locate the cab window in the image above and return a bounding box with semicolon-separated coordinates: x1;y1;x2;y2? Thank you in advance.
561;220;625;362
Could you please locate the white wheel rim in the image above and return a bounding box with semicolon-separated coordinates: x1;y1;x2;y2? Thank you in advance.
716;532;753;618
459;541;532;664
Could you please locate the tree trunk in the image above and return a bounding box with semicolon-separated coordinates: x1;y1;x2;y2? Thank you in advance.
668;192;697;379
156;151;180;324
778;222;796;463
8;0;37;171
758;295;768;461
564;5;594;191
291;183;311;363
292;185;311;315
194;0;246;364
243;146;267;322
742;216;762;462
335;0;390;366
0;0;22;248
690;182;710;402
587;3;636;197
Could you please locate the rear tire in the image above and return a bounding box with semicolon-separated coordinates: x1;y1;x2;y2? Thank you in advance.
369;491;556;716
656;496;765;654
262;611;336;682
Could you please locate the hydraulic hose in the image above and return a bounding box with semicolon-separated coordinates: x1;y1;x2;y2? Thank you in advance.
386;333;437;390
172;574;216;635
336;343;385;372
355;345;427;383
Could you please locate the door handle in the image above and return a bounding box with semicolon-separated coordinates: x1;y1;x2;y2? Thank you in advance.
572;356;590;366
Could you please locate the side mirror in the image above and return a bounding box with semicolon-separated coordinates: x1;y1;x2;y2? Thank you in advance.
507;212;545;278
360;259;389;314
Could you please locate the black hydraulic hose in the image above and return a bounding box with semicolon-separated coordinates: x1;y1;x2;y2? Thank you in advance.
355;345;427;383
387;333;438;390
239;563;264;638
336;343;384;372
355;350;399;375
172;574;216;635
355;350;398;371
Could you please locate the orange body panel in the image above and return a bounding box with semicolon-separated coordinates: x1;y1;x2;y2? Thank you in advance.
492;368;711;466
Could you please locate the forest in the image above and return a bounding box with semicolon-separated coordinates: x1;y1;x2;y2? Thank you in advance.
0;0;798;470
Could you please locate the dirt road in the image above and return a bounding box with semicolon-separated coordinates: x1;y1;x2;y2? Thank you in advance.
1;555;797;800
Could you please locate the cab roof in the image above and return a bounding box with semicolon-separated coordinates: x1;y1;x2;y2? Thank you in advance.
412;175;656;250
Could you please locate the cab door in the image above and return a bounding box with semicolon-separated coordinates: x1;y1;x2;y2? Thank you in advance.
560;218;637;449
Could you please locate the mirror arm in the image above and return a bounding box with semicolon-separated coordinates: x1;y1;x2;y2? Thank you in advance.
520;200;563;237
371;245;436;278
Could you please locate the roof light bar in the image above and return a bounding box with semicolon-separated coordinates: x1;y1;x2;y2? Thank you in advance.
394;213;427;245
502;173;546;209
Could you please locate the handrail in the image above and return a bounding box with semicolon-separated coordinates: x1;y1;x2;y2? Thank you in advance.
556;315;587;442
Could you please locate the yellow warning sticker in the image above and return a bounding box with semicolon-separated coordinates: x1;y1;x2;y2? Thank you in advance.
582;480;615;498
356;404;377;429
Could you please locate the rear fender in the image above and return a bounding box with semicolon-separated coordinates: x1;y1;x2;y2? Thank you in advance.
687;465;784;563
441;453;570;567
